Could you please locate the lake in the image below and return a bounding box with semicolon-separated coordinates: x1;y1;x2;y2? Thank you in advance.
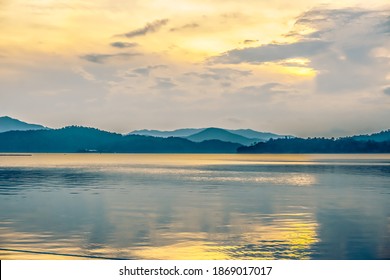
0;154;389;260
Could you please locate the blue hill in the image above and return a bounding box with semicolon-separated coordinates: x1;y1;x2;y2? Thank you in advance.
0;116;47;133
0;126;241;153
186;127;258;146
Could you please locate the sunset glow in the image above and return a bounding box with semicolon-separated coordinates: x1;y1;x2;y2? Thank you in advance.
1;0;389;136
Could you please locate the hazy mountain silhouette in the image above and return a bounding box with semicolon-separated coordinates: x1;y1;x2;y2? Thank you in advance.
104;136;240;153
0;126;121;153
227;129;287;141
1;116;389;153
237;137;390;153
351;130;390;142
0;126;240;153
0;116;47;133
129;128;204;138
186;127;258;146
129;127;287;143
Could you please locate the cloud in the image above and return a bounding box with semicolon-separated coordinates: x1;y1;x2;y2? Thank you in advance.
117;19;169;38
380;18;390;34
384;87;390;96
243;39;258;44
212;7;389;67
211;41;330;64
80;52;140;64
184;72;221;80
277;58;310;67
294;8;368;28
153;77;176;89
185;67;252;81
212;7;390;95
170;23;199;32
295;8;390;93
72;66;95;81
208;68;252;77
241;83;287;96
110;42;138;48
133;65;168;76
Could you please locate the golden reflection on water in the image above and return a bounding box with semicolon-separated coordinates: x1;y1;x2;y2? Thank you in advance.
0;227;89;260
187;173;317;186
131;214;318;260
0;212;318;260
133;239;233;260
1;154;388;259
1;153;389;168
0;224;126;260
0;252;87;260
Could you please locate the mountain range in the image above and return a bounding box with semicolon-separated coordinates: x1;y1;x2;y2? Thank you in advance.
130;127;283;141
185;128;261;146
0;116;389;153
1;116;286;146
237;136;390;153
130;127;287;145
0;116;47;133
351;130;390;142
0;126;241;153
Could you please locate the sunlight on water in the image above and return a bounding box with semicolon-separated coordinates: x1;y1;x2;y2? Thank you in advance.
2;153;390;168
126;213;318;260
0;154;389;259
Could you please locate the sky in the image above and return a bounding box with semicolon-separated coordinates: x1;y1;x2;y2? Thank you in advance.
0;0;389;137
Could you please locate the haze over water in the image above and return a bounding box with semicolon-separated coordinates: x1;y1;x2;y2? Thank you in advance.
0;154;389;259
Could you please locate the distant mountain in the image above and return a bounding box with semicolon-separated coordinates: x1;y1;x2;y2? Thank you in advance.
130;127;287;144
237;137;390;153
2;117;388;154
186;127;258;146
351;130;390;142
228;129;286;141
106;137;241;153
129;128;203;138
0;126;121;153
0;126;240;153
0;116;47;133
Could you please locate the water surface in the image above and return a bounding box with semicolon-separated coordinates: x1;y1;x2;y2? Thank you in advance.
0;154;389;259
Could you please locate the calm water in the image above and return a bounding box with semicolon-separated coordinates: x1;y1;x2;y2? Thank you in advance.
0;154;389;260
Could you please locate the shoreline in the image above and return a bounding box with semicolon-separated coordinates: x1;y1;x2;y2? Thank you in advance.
0;154;32;156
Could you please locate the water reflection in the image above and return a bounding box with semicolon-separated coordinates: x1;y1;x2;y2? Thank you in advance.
0;154;389;259
130;213;318;260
